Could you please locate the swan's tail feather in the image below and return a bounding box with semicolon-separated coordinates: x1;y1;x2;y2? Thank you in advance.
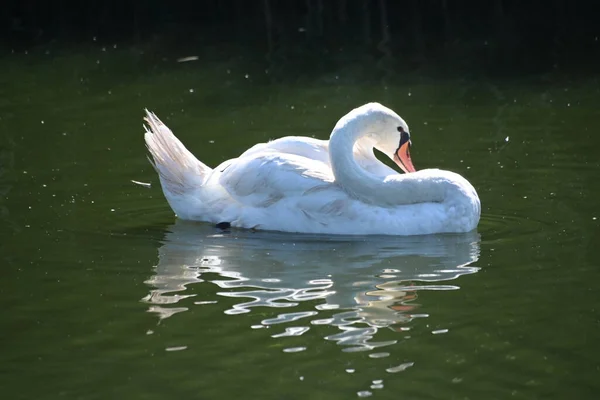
144;110;211;198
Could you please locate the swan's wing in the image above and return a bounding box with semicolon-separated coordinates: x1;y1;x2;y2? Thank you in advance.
218;151;335;207
240;136;331;164
216;136;399;210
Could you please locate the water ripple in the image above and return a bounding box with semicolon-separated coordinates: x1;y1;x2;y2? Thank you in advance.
143;220;481;354
263;311;319;325
272;326;310;338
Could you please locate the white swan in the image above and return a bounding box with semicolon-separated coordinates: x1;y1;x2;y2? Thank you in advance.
144;102;480;235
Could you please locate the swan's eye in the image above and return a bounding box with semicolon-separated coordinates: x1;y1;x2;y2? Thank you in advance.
397;126;404;133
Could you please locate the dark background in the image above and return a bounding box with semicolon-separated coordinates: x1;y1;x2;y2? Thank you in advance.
2;0;600;76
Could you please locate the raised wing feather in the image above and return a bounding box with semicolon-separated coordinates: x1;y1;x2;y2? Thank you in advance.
240;136;331;164
218;151;334;208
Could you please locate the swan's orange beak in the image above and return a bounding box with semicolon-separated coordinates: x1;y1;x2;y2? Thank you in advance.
393;142;416;173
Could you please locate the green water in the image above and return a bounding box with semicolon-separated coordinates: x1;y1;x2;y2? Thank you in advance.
2;47;600;399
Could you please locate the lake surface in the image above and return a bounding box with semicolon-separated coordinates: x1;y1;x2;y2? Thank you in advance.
1;47;599;399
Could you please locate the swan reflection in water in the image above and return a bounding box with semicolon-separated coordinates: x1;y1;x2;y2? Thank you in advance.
143;220;480;352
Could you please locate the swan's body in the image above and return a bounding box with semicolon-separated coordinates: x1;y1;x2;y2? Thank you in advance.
144;103;480;235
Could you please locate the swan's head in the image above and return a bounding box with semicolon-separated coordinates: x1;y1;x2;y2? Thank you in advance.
337;102;416;173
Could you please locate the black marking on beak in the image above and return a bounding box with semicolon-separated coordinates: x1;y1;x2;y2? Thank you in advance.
396;128;411;152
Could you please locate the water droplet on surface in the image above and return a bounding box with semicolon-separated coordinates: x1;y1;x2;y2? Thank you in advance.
165;346;187;352
177;56;199;63
131;180;151;189
283;347;306;353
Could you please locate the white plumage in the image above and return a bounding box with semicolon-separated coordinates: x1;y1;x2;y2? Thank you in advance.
144;103;480;235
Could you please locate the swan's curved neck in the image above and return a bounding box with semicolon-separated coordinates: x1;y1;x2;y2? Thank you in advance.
329;124;445;206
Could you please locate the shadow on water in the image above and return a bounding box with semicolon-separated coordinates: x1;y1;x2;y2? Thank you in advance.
143;220;480;353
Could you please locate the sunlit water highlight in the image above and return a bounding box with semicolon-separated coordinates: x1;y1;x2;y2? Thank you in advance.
143;221;480;354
